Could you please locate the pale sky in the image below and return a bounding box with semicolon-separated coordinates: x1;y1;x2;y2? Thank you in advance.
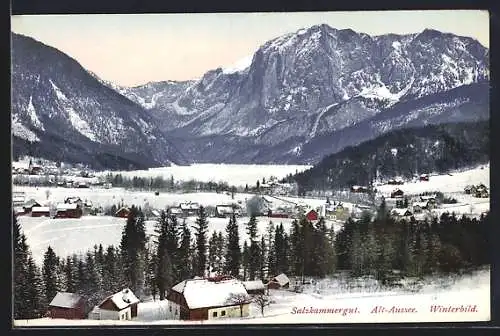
11;11;489;87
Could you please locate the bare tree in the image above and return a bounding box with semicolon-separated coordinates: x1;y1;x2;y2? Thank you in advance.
253;293;271;316
226;293;252;317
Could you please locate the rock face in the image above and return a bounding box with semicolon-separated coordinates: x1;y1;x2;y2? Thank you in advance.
139;24;489;164
12;24;489;167
11;33;187;169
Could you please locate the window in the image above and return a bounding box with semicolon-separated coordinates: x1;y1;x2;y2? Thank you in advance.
221;311;226;317
169;306;172;312
213;311;218;317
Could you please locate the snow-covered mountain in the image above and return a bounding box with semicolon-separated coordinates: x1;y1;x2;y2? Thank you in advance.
11;24;489;167
142;25;488;163
11;33;188;169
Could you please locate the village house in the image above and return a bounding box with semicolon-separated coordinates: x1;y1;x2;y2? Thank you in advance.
48;292;86;319
55;203;83;219
31;206;51;217
411;201;429;213
475;184;489;198
391;208;413;220
267;273;291;290
180;202;200;216
215;205;234;218
419;195;437;208
419;174;430;182
242;280;266;295
89;288;140;321
350;185;370;193
23;199;42;214
167;278;251;320
115;207;131;218
464;185;476;195
305;209;319;221
168;207;184;217
391;188;405;198
268;206;291;218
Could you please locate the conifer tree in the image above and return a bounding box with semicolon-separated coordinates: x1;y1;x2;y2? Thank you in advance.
246;215;261;280
178;219;192;280
155;211;174;299
193;206;209;277
120;206;147;297
224;214;241;277
42;246;60;305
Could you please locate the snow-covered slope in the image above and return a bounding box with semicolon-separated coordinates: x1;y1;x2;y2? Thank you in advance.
11;33;187;169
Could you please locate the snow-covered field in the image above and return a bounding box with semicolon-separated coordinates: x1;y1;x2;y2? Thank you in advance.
377;164;490;196
19;214;343;265
14;268;490;325
95;163;312;187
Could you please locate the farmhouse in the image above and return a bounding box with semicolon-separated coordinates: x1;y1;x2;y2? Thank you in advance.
31;206;51;217
168;207;183;217
411;202;429;213
268;273;290;289
242;280;266;295
350;185;370;193
391;208;413;219
180;202;200;216
48;292;86;319
305;209;319;221
55;203;83;219
167;278;251;320
419;174;430;181
391;189;405;198
23;199;42;214
215;205;234;218
115;207;131;218
89;288;140;321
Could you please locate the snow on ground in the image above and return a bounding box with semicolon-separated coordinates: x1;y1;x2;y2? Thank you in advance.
19;214;343;265
13;186;256;209
14;269;489;325
95;164;312;187
377;164;489;196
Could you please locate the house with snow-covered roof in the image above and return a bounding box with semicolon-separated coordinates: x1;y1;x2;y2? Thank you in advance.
48;292;86;319
242;280;266;295
268;273;291;289
89;288;140;321
166;278;251;320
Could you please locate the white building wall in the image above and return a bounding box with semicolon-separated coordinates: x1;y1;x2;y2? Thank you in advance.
98;307;131;320
207;304;249;320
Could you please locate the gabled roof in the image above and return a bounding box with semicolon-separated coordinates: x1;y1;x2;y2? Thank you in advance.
49;292;83;308
412;202;429;208
99;288;139;311
170;279;249;309
271;273;290;286
169;207;183;214
216;205;234;213
243;280;265;291
392;208;412;216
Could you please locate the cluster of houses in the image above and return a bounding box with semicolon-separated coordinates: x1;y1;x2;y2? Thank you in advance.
46;273;293;322
13;193;90;219
464;183;489;198
113;202;245;220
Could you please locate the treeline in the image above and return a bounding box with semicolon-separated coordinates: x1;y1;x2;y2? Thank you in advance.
103;173;242;194
13;202;490;319
336;200;490;282
291;121;489;193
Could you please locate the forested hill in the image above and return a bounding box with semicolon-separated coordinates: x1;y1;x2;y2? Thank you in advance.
292;120;489;192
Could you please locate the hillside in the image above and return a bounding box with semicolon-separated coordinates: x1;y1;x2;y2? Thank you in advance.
292;120;489;192
11;33;187;170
